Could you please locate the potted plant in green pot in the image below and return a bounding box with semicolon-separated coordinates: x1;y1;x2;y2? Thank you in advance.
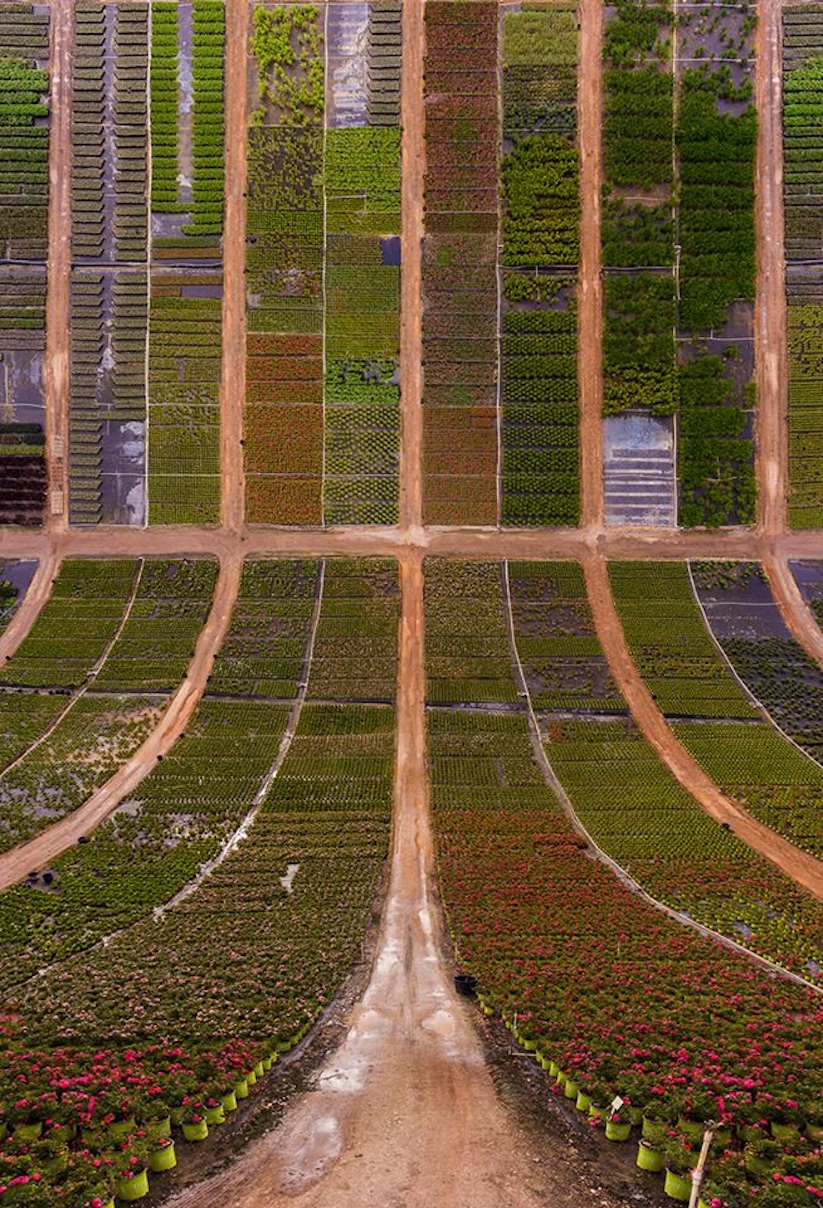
636;1136;665;1173
148;1135;177;1174
664;1141;697;1202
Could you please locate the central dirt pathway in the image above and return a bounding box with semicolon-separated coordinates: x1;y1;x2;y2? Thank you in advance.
755;0;788;537
166;552;622;1208
220;0;249;532
577;0;604;532
44;0;73;530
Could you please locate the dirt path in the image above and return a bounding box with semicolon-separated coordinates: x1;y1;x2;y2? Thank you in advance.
764;552;823;669
398;0;424;533
0;549;59;666
0;554;241;891
219;0;249;532
164;550;603;1208
577;0;604;533
755;0;788;537
3;521;812;562
44;0;73;531
584;555;823;902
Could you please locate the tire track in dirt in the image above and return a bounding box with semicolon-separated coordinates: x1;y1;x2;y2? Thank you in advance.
584;555;823;902
220;0;249;532
44;0;73;531
0;553;242;890
755;0;788;538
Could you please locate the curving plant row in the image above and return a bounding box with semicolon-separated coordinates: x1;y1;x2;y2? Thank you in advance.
610;561;823;861
0;558;398;1206
507;560;823;982
0;559;217;855
424;557;823;1208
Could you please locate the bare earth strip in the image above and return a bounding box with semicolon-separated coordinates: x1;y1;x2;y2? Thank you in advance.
164;551;593;1208
577;0;604;531
584;555;823;902
755;0;789;537
0;554;242;891
0;550;60;665
220;0;249;532
44;0;73;529
398;0;424;533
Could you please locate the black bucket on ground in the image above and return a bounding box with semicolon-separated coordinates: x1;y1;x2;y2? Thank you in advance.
454;973;478;997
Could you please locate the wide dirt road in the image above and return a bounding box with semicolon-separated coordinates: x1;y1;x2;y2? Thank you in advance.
165;553;630;1208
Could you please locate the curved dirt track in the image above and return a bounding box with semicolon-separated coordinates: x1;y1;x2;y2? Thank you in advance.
584;556;823;903
0;550;60;666
0;554;242;890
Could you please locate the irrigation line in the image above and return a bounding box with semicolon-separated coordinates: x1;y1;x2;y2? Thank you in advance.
687;560;823;780
25;559;326;987
0;559;145;782
501;560;822;997
154;558;326;916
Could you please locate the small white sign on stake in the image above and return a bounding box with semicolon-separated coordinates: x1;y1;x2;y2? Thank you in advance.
610;1095;624;1114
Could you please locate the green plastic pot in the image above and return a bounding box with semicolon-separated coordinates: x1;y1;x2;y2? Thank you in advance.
48;1123;75;1142
664;1169;692;1202
116;1167;149;1201
771;1121;801;1143
605;1119;631;1142
235;1079;249;1100
588;1103;605;1122
170;1107;185;1127
555;1071;567;1089
677;1116;704;1143
627;1106;643;1127
538;1054;551;1071
575;1092;591;1113
44;1149;69;1176
110;1115;136;1141
522;1037;538;1052
204;1104;225;1126
744;1149;770;1177
182;1118;209;1142
13;1121;42;1142
221;1091;238;1113
149;1141;177;1173
253;1061;264;1078
642;1115;667;1141
548;1061;560;1078
564;1079;579;1100
636;1141;664;1173
262;1056;273;1072
247;1069;257;1087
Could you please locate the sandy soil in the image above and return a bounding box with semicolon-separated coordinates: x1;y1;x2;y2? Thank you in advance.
754;0;788;538
0;555;242;890
44;0;73;530
578;0;604;532
220;0;249;533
